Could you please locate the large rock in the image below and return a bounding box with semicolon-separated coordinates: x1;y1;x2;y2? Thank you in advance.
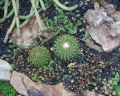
84;90;104;96
88;24;120;53
0;59;12;81
10;18;42;48
10;71;74;96
10;71;31;96
84;9;106;28
85;27;104;52
10;18;54;48
84;4;120;53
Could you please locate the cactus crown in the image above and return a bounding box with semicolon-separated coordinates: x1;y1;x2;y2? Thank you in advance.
53;35;80;61
29;46;51;68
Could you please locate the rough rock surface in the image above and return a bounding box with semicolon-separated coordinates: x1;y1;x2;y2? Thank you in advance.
84;4;120;53
53;84;74;96
84;9;107;28
10;71;74;96
10;18;54;48
0;59;12;81
84;90;104;96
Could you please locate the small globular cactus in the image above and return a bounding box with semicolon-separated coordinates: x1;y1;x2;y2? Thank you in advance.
29;46;52;68
53;35;80;61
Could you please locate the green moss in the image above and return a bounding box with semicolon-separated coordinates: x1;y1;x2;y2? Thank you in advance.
0;81;17;96
29;46;52;68
53;35;80;61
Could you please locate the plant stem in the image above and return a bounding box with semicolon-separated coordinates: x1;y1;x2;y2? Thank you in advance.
0;0;9;23
12;0;20;37
30;0;43;31
6;9;14;19
53;0;78;11
19;19;30;28
4;16;16;43
19;8;34;19
39;0;46;11
4;0;9;17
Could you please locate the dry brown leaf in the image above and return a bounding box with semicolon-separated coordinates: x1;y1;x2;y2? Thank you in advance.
67;62;77;67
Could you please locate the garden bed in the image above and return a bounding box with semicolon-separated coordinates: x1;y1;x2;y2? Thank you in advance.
0;0;120;96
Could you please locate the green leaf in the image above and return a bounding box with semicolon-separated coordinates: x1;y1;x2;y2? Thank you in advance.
113;72;120;85
82;38;85;42
114;85;120;96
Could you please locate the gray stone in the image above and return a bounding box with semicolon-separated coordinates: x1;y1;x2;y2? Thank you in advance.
10;18;42;48
105;4;115;16
84;9;107;28
10;17;54;48
0;59;12;81
111;11;120;21
84;4;120;53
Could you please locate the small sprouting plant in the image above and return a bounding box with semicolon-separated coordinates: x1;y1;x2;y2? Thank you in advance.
53;35;80;61
91;0;108;8
113;72;120;96
29;46;52;68
0;81;17;96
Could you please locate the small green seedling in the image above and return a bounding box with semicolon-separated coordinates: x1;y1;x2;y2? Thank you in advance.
113;72;120;96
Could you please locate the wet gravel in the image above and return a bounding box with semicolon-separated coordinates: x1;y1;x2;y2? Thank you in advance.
0;0;120;96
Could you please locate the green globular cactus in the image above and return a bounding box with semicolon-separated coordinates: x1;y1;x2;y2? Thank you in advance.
53;35;80;61
29;46;52;68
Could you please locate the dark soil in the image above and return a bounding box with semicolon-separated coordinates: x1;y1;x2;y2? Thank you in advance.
0;0;120;96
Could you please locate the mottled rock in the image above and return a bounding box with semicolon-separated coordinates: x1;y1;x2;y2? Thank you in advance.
53;84;74;96
89;24;120;52
105;4;115;16
84;4;120;53
110;21;120;37
111;11;120;21
10;71;74;96
84;90;104;96
27;82;59;96
0;59;12;81
10;71;31;96
10;17;54;48
10;18;41;48
84;9;107;28
85;33;104;52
